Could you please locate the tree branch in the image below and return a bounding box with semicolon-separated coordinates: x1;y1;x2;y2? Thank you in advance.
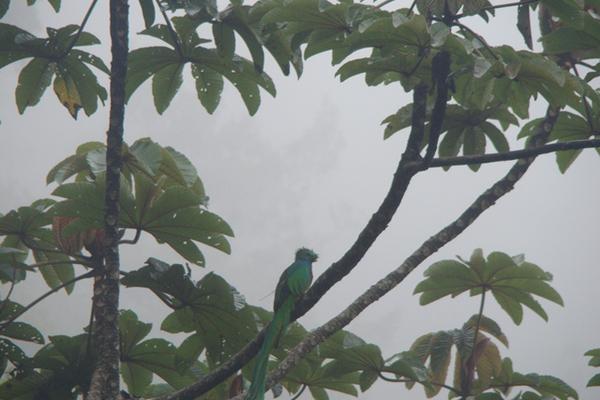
155;0;184;58
158;77;429;400
235;106;560;399
62;0;100;57
87;1;129;399
0;269;97;331
424;50;451;164
425;138;600;168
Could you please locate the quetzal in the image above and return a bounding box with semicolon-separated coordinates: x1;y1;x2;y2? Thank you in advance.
245;247;318;400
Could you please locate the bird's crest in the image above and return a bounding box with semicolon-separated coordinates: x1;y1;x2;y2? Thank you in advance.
295;247;318;262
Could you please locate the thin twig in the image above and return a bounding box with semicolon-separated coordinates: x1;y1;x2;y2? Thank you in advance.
0;270;97;331
407;0;418;15
375;0;397;9
577;60;596;70
62;0;100;57
377;372;459;393
119;228;142;245
462;288;487;398
454;0;539;18
424;138;600;168
290;384;307;400
155;0;184;57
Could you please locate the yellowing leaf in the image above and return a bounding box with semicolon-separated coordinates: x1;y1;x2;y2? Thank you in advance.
53;74;82;119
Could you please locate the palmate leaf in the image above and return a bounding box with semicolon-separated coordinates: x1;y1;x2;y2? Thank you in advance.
247;0;304;77
51;173;231;266
415;249;563;325
489;368;578;400
127;13;276;115
0;200;77;291
381;102;516;171
0;334;96;399
123;259;256;365
0;23;107;118
119;310;197;396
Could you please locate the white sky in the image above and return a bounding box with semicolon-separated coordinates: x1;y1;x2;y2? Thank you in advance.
1;1;599;399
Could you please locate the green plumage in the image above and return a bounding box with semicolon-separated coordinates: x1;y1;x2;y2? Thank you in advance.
245;248;318;400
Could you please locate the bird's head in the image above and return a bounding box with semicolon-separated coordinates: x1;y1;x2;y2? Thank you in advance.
295;247;318;263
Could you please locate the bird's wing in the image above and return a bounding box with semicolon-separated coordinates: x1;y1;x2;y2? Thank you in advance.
273;262;293;312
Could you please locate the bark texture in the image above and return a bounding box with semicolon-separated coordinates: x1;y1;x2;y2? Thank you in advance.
87;1;129;399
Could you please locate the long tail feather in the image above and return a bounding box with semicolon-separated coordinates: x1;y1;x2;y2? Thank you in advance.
245;299;293;400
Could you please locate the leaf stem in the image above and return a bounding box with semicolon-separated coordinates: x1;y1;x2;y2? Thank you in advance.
0;269;97;331
155;0;185;58
290;384;307;400
375;0;397;9
62;0;100;57
119;228;142;245
377;371;459;393
573;66;595;132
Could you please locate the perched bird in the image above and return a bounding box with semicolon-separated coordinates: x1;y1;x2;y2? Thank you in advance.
245;248;318;400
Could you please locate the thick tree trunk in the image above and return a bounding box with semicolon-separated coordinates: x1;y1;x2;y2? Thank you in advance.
87;1;129;399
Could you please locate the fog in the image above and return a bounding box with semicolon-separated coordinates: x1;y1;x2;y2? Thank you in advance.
1;1;599;399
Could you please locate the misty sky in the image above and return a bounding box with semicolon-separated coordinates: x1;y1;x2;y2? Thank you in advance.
1;1;599;399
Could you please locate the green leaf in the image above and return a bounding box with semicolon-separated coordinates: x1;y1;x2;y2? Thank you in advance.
542;0;585;29
126;47;180;102
15;58;54;114
33;250;75;293
121;361;153;396
588;373;600;387
212;22;236;60
47;0;60;12
70;49;110;74
152;62;184;114
463;315;508;347
493;290;524;325
175;333;204;373
189;48;275;115
138;0;155;29
0;322;44;344
517;2;533;49
417;250;561;325
223;6;265;71
0;0;9;19
480;121;509;153
428;331;452;396
359;369;378;391
191;63;224;114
